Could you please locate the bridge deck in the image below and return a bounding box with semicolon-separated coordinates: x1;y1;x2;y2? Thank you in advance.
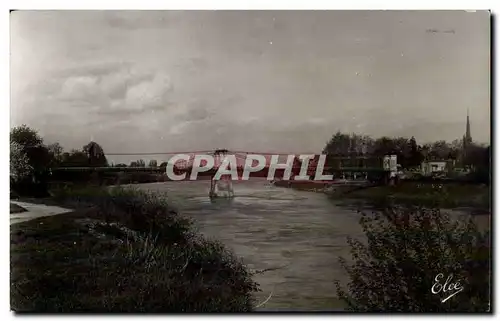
52;166;388;173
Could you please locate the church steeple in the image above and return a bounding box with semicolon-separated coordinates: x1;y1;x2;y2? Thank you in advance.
462;109;473;164
465;109;471;143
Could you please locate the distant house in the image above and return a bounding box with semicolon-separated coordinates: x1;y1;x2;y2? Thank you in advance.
421;160;452;176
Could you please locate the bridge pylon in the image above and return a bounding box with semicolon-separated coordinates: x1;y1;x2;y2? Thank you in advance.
209;149;235;198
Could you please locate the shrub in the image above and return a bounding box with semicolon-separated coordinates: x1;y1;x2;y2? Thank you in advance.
39;185;261;312
10;129;52;197
336;206;490;312
10;141;33;183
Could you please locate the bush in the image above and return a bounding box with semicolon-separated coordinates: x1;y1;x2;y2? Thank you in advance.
10;141;33;183
11;177;51;198
10;128;52;197
336;206;490;312
36;185;261;312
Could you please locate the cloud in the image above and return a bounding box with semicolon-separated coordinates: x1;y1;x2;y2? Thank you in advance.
11;11;490;158
124;73;173;111
56;61;133;79
172;100;214;123
60;76;99;101
54;64;174;117
103;11;179;30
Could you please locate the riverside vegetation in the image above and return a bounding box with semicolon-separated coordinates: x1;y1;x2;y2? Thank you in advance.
10;125;491;312
11;185;490;312
11;186;260;312
336;205;490;312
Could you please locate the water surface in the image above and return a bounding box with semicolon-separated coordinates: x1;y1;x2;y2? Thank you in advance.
136;179;487;310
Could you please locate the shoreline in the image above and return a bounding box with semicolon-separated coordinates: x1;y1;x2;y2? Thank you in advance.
272;180;491;212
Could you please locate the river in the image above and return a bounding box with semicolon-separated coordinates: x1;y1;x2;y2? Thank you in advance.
135;179;488;311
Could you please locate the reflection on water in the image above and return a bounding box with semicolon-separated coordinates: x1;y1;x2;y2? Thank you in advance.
136;179;487;311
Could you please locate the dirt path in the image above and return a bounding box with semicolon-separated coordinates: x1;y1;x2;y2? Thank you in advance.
10;201;73;225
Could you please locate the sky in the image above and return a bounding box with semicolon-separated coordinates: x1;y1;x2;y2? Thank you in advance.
10;10;490;164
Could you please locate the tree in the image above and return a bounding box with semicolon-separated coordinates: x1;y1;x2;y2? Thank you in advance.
10;125;52;196
372;137;398;156
10;125;43;150
10;125;51;173
149;160;158;168
463;144;490;184
159;162;168;168
10;141;33;183
420;144;430;161
47;142;64;167
323;132;375;169
336;206;490;312
323;131;352;156
130;160;145;167
407;136;423;168
424;140;452;161
61;150;89;167
484;146;490;168
449;139;463;161
83;141;108;167
464;143;487;168
358;135;375;155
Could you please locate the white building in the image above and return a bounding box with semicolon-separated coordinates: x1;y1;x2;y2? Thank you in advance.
421;161;447;176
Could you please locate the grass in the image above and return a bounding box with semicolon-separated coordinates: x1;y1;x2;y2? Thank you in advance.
11;186;260;312
328;181;490;210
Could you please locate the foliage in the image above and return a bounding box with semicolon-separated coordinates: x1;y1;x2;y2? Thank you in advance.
148;160;158;168
130;159;146;167
10;141;33;182
61;150;88;167
336;205;490;312
16;186;261;312
114;163;128;167
47;142;63;165
464;143;489;168
322;130;489;172
10;125;43;149
10;125;49;170
423;140;454;161
83;141;108;167
323;132;374;156
407;136;423;168
10;125;114;194
334;182;490;210
10;125;52;196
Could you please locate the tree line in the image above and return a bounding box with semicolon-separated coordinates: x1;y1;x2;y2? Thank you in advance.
11;125;491;196
322;131;490;170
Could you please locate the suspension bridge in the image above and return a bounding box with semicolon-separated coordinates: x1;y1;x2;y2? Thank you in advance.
51;149;399;198
53;149;397;179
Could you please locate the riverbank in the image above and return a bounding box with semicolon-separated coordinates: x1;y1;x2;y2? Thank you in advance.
10;186;260;312
275;180;490;211
339;181;490;210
